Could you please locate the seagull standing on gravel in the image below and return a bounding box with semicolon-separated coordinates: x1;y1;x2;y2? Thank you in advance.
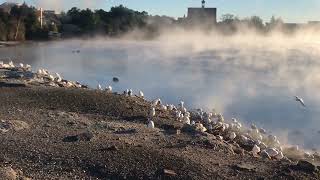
179;101;184;110
128;89;133;96
9;61;14;68
55;73;62;82
148;120;155;129
149;107;156;118
97;84;103;91
252;145;261;155
295;96;306;107
106;86;112;92
124;89;129;96
139;91;144;98
229;132;236;141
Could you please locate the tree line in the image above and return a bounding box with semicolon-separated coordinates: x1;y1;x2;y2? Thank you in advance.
0;4;46;41
0;3;310;41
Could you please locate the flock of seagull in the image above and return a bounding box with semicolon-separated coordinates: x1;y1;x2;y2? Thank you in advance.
0;60;314;161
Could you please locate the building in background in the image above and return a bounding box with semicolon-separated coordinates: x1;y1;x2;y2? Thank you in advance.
37;8;61;29
178;0;217;29
187;7;217;26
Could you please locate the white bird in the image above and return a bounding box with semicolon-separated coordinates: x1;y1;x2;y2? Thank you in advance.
48;75;55;81
97;84;103;90
55;73;62;82
8;61;14;68
149;107;156;117
295;96;306;107
148;120;155;129
183;116;191;125
25;64;31;69
139;91;144;98
106;86;112;92
252;145;261;154
37;69;43;75
179;101;184;110
152;98;161;107
124;89;129;96
197;123;207;132
229;132;237;141
19;63;24;68
128;89;133;96
182;107;187;114
161;105;167;111
42;69;49;75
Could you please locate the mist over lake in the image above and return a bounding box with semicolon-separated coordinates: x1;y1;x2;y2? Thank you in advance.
1;33;320;150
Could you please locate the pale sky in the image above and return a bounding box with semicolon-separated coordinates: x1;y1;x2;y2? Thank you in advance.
1;0;320;23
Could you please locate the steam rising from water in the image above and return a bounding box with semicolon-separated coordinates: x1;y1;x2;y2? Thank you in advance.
1;28;320;150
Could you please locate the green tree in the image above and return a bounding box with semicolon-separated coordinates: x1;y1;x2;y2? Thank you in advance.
0;19;7;41
248;16;264;30
221;14;239;24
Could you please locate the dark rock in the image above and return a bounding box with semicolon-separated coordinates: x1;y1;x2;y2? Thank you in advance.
233;148;245;155
295;160;318;172
63;131;94;142
0;81;27;87
62;135;79;142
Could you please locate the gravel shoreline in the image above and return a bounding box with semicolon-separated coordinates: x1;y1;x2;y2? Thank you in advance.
0;83;319;179
0;62;319;179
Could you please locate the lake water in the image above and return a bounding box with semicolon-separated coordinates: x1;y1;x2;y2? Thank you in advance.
1;35;320;150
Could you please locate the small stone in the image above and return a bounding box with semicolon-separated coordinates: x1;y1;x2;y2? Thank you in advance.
163;169;177;176
233;148;245;155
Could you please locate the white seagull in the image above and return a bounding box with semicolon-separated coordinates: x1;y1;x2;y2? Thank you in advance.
148;120;155;129
149;107;156;118
106;86;112;92
139;91;144;98
97;84;103;91
295;96;306;107
128;89;133;96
